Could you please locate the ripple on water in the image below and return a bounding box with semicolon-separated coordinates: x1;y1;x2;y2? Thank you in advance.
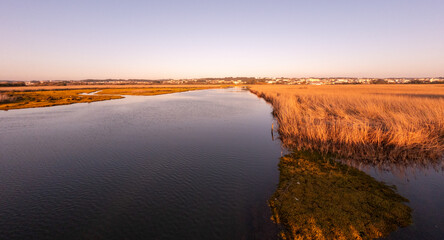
0;89;281;239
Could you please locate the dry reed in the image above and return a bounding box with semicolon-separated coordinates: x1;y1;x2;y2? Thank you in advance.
250;85;444;164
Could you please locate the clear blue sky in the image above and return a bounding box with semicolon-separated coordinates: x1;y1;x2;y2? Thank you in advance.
1;0;443;80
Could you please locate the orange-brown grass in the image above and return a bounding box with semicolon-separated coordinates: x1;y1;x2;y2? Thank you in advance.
0;84;223;92
249;84;444;164
0;86;221;110
0;89;122;110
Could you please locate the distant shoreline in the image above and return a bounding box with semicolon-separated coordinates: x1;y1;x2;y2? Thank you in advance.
0;86;221;110
0;84;224;92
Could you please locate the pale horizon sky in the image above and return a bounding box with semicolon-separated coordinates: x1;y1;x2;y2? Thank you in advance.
1;0;444;80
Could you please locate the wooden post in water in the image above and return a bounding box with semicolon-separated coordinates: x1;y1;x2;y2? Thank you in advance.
271;122;274;141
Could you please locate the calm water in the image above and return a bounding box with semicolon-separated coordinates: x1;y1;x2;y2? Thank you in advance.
367;166;444;239
1;88;443;239
0;88;282;239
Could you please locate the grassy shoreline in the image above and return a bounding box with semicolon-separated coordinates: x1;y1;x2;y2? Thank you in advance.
0;84;224;92
0;89;122;110
0;86;219;110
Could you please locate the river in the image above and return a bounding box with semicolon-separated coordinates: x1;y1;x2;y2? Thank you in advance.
0;88;282;239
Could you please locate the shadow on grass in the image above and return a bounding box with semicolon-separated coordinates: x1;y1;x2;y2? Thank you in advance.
269;151;412;240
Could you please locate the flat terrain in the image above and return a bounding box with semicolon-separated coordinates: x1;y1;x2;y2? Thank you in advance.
0;84;222;92
249;84;444;164
0;85;221;110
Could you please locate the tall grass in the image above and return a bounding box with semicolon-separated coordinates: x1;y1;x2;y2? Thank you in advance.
250;85;444;164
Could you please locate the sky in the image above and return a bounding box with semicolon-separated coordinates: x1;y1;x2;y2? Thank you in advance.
1;0;443;80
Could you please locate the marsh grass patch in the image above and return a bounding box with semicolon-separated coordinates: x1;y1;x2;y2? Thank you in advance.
0;89;122;110
270;151;412;240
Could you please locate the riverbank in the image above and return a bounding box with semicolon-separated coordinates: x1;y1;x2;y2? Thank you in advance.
0;86;220;110
249;84;444;164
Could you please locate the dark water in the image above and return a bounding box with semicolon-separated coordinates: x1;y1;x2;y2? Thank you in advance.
366;166;444;239
0;88;282;239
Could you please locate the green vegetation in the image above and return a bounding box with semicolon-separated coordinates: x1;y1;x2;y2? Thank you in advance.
270;151;411;240
0;90;122;110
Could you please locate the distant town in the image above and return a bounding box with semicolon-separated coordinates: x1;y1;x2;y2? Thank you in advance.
1;77;443;87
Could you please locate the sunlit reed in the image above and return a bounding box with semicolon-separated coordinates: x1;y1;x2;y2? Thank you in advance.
250;84;444;164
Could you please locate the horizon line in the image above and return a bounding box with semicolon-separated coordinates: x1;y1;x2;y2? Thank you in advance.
2;76;444;82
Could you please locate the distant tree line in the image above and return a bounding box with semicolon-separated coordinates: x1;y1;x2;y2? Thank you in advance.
0;82;26;87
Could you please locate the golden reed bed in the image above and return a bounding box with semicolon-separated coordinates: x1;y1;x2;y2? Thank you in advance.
249;84;444;164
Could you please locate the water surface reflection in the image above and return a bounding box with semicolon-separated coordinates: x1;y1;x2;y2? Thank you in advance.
0;88;282;239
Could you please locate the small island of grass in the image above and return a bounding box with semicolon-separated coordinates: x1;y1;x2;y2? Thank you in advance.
270;151;412;240
0;89;122;110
